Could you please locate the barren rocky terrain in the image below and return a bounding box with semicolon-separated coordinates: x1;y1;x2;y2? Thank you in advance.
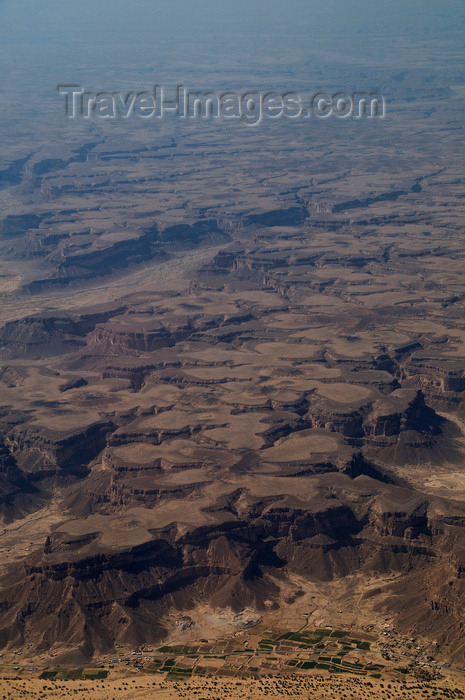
1;2;465;697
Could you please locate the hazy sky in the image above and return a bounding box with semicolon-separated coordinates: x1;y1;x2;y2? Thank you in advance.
1;0;464;46
0;0;463;92
0;0;464;154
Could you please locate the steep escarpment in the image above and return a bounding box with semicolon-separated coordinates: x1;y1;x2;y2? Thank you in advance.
0;307;125;359
5;420;114;480
306;388;448;456
4;214;229;294
1;135;465;671
364;389;443;444
0;481;463;661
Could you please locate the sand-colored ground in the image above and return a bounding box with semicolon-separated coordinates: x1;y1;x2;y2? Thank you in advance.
1;671;464;700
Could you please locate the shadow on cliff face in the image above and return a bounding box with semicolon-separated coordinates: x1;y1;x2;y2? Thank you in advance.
0;472;463;662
